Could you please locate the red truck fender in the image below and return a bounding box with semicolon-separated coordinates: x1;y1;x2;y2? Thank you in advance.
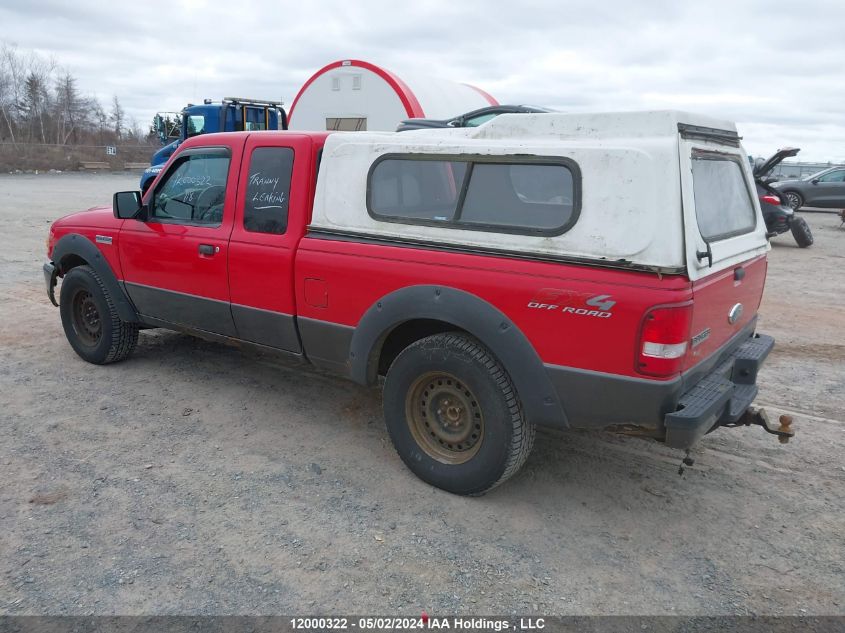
49;233;139;323
347;285;569;429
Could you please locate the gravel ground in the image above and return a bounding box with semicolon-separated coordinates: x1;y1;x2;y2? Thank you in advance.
0;173;843;616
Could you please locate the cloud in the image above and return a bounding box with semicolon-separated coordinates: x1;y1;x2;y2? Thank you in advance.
1;0;842;160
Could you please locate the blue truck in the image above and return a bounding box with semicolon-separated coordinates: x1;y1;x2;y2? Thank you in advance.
140;97;287;193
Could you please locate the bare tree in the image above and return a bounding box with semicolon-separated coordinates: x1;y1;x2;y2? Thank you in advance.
126;115;146;143
19;49;56;143
22;72;47;142
0;58;12;142
0;43;25;144
90;97;108;144
110;94;124;140
53;71;87;144
0;40;152;151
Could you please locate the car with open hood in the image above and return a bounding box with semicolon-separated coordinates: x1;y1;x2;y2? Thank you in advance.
753;148;813;247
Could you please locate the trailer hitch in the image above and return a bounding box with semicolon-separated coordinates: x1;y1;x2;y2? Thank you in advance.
734;407;795;444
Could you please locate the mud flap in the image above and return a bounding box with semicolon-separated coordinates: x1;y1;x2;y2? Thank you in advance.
43;262;59;307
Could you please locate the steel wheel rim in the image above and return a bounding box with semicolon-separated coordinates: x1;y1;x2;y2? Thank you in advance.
406;371;483;464
71;289;102;346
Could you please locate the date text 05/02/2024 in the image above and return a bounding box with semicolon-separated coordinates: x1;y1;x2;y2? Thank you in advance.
289;616;546;630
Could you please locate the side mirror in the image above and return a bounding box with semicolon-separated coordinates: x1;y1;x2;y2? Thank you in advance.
811;179;819;185
113;191;145;220
154;115;166;144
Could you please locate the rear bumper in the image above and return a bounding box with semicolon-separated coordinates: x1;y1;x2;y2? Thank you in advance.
663;333;774;449
544;321;773;448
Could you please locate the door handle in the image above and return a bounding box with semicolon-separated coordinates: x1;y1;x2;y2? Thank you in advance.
695;242;713;268
198;244;218;256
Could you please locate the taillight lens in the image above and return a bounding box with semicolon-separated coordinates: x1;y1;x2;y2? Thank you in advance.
636;303;693;377
760;194;781;205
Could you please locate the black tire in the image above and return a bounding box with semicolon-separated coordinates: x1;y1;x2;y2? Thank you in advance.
59;265;139;364
783;191;803;210
383;332;535;495
790;216;813;248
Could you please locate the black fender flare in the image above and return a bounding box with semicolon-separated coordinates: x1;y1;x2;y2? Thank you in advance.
349;285;568;428
52;233;139;323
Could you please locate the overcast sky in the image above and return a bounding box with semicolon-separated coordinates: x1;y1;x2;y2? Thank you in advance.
2;0;843;161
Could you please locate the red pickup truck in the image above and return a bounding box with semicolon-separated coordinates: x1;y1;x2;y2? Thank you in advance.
44;111;789;495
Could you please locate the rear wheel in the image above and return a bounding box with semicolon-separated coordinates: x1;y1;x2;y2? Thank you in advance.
790;216;813;248
59;265;139;364
383;332;535;495
783;191;803;210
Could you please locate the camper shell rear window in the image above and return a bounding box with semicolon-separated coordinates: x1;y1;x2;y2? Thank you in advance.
366;154;581;236
691;150;757;241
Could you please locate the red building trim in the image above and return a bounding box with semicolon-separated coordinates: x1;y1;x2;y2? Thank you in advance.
288;60;426;124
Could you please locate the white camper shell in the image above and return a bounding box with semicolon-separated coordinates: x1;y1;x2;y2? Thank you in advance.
310;110;769;280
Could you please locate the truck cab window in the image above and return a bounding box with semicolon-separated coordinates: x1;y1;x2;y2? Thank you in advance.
243;147;294;234
244;108;268;131
186;115;206;137
151;153;230;225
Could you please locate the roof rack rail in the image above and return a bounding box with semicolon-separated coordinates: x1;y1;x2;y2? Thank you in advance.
223;97;285;108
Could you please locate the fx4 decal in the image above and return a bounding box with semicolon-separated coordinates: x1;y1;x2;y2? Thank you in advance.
527;288;616;319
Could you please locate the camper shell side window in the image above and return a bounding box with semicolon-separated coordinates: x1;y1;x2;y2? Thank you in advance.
366;154;582;237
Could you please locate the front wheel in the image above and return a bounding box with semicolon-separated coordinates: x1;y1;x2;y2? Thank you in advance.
59;265;139;364
783;191;803;210
790;216;813;248
383;333;535;495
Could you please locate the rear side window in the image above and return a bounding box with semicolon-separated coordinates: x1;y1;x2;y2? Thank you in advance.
691;153;756;241
243;147;294;234
368;156;579;235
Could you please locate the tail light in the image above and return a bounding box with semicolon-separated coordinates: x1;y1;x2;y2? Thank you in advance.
636;303;693;377
760;194;781;205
